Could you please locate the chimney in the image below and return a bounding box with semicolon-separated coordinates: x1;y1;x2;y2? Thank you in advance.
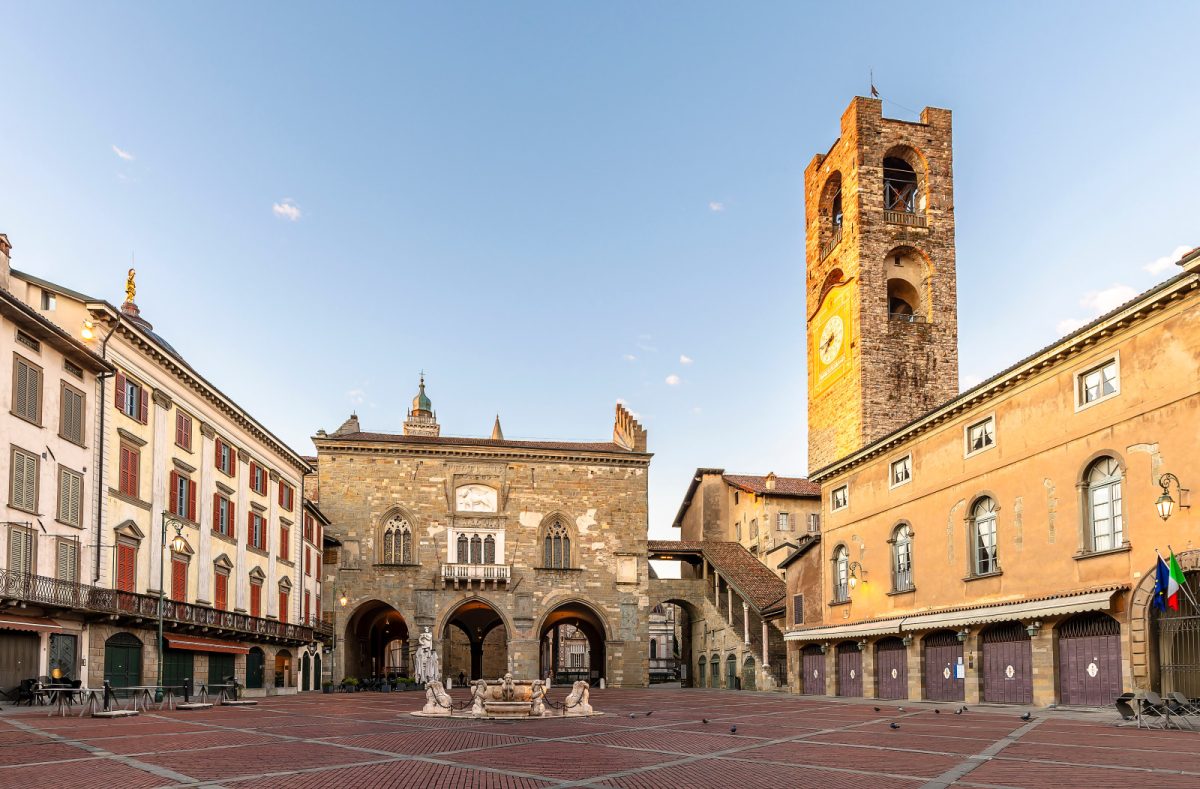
765;472;777;491
613;402;647;452
0;234;11;291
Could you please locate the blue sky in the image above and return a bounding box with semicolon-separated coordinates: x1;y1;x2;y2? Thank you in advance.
2;3;1197;539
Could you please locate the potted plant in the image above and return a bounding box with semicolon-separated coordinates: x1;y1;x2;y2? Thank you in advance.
342;676;359;692
322;681;333;694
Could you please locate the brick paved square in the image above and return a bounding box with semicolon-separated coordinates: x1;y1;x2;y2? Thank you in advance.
1;688;1197;788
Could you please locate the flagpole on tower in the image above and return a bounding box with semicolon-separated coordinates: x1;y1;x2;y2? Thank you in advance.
870;68;879;99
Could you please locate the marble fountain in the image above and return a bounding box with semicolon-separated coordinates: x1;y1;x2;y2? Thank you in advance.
411;674;602;719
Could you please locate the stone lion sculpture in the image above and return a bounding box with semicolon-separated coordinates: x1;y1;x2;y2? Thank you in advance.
421;680;453;716
469;679;488;717
563;680;592;716
530;679;547;717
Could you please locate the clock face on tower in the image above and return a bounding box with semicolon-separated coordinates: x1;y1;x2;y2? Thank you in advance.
818;315;844;365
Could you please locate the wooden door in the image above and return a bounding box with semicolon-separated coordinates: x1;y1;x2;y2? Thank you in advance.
208;653;234;685
836;642;862;696
1058;614;1122;707
0;631;39;695
697;657;706;688
163;650;194;689
246;648;265;689
923;631;965;701
710;657;719;688
104;633;143;691
982;623;1032;704
802;646;825;695
875;638;908;699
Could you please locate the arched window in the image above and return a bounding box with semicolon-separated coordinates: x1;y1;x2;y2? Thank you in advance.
832;545;849;602
382;515;412;564
456;534;468;564
891;524;913;591
650;639;658;659
484;535;496;565
543;519;571;569
883;156;919;214
820;172;844;260
1086;457;1124;551
971;498;999;576
469;535;482;564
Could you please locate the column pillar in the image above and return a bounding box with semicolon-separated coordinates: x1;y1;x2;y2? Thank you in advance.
905;637;922;700
861;640;876;699
964;630;982;704
267;470;282;618
147;389;172;593
197;421;217;601
1030;625;1056;707
726;588;733;625
742;602;750;645
761;619;769;667
234;448;251;612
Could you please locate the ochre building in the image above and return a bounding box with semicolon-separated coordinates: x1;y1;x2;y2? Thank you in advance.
315;383;653;688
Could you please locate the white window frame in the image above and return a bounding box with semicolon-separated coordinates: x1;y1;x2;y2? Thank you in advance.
1074;353;1120;412
889;454;913;489
830;485;849;512
963;413;996;458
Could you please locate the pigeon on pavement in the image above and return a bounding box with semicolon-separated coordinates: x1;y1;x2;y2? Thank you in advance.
702;718;709;724
873;706;881;712
889;723;901;729
1021;712;1032;721
730;725;737;733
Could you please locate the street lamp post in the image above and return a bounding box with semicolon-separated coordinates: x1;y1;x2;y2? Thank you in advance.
157;512;188;691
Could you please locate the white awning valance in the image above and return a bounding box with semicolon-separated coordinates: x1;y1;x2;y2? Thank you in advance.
784;588;1121;642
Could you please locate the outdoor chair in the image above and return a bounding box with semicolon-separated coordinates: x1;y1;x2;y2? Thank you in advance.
1169;691;1200;717
1114;693;1137;722
15;679;38;706
1142;691;1193;730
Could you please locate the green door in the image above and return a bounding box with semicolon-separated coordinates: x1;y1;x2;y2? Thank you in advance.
208;653;235;685
301;655;310;691
163;650;194;690
104;633;143;694
314;654;322;688
246;648;265;689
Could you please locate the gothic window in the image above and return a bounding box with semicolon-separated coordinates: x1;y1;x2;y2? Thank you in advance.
382;516;413;564
971;497;999;576
543;520;571;569
883;156;919;213
891;523;913;592
832;545;849;602
1085;457;1123;552
484;535;495;564
457;534;468;564
469;535;482;564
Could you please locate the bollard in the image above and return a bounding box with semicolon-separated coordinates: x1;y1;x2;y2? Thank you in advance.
103;679;113;712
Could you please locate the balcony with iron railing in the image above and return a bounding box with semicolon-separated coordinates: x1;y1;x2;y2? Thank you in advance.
883;209;927;228
440;563;511;583
820;224;843;260
0;568;317;644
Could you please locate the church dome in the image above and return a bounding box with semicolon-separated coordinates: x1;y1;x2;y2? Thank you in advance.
411;375;432;415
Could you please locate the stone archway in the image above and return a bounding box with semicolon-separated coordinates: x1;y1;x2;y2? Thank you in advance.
648;598;700;687
1129;549;1200;691
440;597;508;683
344;600;410;680
537;600;611;686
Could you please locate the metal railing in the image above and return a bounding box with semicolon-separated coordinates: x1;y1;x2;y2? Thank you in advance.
0;569;315;643
883;209;927;227
820;225;843;260
440;563;511;582
889;313;927;323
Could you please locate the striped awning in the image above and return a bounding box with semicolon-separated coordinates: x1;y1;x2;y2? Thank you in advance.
0;616;63;633
164;634;249;654
784;588;1122;642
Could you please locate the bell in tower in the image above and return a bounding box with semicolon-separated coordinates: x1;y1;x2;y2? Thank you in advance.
804;96;959;472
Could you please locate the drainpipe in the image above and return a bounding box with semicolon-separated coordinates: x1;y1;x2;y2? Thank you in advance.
92;320;119;583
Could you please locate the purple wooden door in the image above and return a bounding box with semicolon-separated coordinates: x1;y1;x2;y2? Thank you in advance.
1058;614;1122;707
836;642;862;697
875;638;908;699
982;623;1033;704
923;631;965;701
802;646;825;695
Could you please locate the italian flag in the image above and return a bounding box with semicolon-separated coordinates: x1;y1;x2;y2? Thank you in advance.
1167;552;1186;610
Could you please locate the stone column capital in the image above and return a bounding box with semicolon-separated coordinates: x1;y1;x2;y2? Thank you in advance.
200;421;217;439
151;388;173;410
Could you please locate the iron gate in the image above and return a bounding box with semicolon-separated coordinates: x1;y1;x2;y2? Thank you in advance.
982;622;1032;704
923;630;965;701
835;641;862;697
49;633;78;681
1156;570;1200;699
875;637;908;699
1058;612;1121;707
802;645;825;695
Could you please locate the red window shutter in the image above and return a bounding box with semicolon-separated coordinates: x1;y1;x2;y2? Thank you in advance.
247;511;254;544
229;501;235;539
169;471;179;514
279;592;288;623
213;493;221;532
304;592;310;624
250;584;261;618
116;544;135;592
281;526;289;560
230;448;237;478
215;573;227;610
118;447;129;494
171;558;187;601
175;413;182;445
278;481;283;506
114;372;126;412
128;448;139;496
138;387;148;423
187;480;197;521
214;439;223;471
316;595;321;619
305;549;310;576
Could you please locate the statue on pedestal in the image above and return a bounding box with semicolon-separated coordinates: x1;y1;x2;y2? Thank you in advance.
414;627;440;685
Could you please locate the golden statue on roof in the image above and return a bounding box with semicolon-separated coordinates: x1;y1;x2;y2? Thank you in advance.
125;268;136;304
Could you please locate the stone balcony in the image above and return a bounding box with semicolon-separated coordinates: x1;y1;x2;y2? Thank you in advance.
440;563;511;588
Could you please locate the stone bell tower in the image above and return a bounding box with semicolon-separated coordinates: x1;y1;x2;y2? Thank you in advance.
403;374;440;437
805;97;959;472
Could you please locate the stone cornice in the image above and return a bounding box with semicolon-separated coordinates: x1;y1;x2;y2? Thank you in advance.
311;439;652;468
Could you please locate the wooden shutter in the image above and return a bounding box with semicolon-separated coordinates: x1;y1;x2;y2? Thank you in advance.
14;359;29;418
247;511;254;545
187;479;197;521
114;371;126;412
116;543;136;591
279;591;288;623
250;583;261;617
214;438;223;471
304;592;310;624
171;558;187;600
278;480;283;506
213;493;221;532
137;386;148;423
228;501;235;539
215;573;228;610
8;528;32;574
169;471;180;514
230;448;237;478
57;540;78;581
58;467;82;526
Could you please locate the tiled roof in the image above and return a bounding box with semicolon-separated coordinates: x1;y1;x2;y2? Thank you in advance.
0;287;110;372
647;539;785;611
319;431;641;454
722;474;820;498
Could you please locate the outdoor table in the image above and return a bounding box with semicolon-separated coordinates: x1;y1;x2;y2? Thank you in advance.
74;688;105;717
43;687;78;717
158;685;185;710
200;683;235;703
114;686;158;712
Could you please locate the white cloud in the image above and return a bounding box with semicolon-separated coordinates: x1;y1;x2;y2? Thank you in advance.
1080;284;1137;314
622;354;637;362
679;354;693;365
708;201;725;212
665;374;681;386
346;388;366;405
272;198;302;221
1144;245;1192;275
1056;318;1086;336
111;144;134;161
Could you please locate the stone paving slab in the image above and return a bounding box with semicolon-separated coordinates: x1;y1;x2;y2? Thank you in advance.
1;687;1197;788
